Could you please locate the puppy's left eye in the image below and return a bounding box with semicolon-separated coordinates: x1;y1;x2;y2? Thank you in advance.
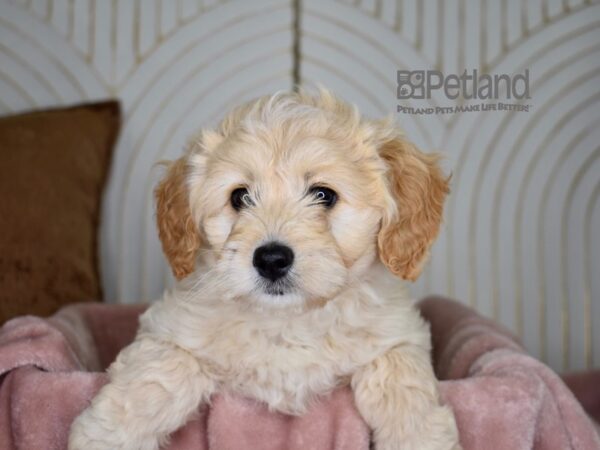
230;187;253;211
309;186;337;208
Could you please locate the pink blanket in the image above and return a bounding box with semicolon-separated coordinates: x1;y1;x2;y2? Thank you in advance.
0;297;598;450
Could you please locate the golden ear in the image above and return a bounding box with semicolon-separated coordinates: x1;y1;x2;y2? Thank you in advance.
377;136;450;281
155;157;201;280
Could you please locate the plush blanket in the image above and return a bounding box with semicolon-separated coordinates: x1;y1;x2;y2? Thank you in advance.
0;297;598;450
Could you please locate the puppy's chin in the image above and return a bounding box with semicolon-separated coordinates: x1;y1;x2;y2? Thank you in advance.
250;289;307;309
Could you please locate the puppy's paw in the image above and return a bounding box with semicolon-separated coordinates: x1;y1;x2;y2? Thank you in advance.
69;407;163;450
68;408;128;450
374;434;461;450
373;405;461;450
68;410;103;450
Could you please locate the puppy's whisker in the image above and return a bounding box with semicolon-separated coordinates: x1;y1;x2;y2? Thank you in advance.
174;268;232;305
176;277;208;305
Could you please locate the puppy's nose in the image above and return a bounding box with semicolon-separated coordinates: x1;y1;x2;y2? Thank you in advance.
253;242;294;281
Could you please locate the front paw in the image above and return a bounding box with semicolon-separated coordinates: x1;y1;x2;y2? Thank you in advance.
69;407;162;450
374;435;461;450
373;405;461;450
374;440;461;450
68;410;103;450
68;408;127;450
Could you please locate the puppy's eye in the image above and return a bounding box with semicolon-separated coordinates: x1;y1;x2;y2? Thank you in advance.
309;186;337;208
230;187;253;211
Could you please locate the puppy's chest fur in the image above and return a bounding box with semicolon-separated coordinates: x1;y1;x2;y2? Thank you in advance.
142;283;426;415
198;320;370;414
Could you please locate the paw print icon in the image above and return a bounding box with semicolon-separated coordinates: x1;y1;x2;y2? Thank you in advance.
397;70;425;99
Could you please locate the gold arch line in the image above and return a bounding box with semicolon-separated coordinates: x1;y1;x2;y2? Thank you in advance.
303;5;437;80
487;2;599;71
583;179;600;367
0;14;96;96
536;103;600;363
0;38;62;102
488;45;600;328
298;11;440;146
478;67;599;356
558;145;600;370
469;55;600;315
123;1;284;88
120;3;290;117
0;70;37;107
446;22;600;307
511;92;600;341
301;29;445;136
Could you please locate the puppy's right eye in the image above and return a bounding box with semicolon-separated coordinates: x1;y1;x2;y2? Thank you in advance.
230;187;252;211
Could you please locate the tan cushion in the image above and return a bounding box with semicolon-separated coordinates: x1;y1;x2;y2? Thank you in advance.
0;101;120;323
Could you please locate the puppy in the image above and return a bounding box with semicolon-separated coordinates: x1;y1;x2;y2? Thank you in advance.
69;89;460;450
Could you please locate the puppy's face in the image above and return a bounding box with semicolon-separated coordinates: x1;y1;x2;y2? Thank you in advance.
189;130;386;308
156;91;449;309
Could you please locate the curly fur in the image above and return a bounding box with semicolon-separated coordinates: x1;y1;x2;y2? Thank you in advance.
154;157;202;280
69;89;460;450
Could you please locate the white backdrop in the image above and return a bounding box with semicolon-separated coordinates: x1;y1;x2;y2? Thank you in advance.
0;0;598;372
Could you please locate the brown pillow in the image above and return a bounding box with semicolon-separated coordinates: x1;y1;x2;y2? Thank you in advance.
0;101;120;324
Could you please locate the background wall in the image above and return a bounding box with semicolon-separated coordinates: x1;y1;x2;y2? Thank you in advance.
0;0;598;372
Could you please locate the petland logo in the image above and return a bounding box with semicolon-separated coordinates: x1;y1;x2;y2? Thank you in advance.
396;69;532;115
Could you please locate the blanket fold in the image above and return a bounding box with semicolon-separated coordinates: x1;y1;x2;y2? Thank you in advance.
0;298;598;450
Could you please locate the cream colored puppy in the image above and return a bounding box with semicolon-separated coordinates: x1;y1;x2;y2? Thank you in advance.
69;90;461;450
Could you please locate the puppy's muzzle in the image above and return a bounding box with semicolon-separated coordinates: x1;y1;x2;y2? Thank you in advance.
253;242;294;281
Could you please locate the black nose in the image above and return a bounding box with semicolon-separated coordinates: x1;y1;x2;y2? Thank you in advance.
253;242;294;281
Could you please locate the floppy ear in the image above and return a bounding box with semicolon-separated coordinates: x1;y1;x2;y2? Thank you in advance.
155;156;202;280
377;136;450;281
